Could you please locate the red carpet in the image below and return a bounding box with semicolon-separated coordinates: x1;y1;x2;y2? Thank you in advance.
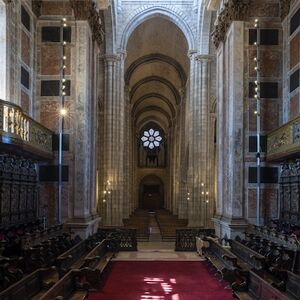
87;261;235;300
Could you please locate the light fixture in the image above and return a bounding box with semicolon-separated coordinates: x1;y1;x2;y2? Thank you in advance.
60;108;67;116
254;18;261;227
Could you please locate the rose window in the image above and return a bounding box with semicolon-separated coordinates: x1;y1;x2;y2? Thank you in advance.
141;129;162;149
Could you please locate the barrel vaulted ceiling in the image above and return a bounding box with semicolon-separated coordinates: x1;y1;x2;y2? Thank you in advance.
125;17;189;133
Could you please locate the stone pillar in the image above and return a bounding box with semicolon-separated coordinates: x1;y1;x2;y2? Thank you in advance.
187;52;212;227
178;88;188;219
213;21;248;238
0;1;7;100
65;21;100;237
123;85;131;218
100;51;126;226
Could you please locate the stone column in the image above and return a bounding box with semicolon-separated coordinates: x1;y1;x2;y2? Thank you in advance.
65;21;100;237
178;88;188;219
213;21;248;238
101;51;126;226
123;85;130;218
187;52;212;227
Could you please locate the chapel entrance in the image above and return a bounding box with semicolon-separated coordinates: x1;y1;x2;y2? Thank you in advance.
139;175;164;210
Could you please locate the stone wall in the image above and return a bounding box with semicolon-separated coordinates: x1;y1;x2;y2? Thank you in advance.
213;0;284;237
4;0;38;114
282;1;300;121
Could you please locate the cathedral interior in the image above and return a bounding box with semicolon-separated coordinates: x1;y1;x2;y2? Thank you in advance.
0;0;300;299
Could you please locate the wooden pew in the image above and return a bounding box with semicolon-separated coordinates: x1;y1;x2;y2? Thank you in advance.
39;269;89;300
0;266;58;300
233;270;293;300
229;239;265;274
81;239;115;290
284;271;300;299
203;237;239;285
55;238;90;278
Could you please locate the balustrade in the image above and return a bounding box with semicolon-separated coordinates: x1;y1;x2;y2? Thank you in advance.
0;100;52;156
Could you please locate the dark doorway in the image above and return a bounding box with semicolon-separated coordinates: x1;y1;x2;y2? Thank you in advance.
139;175;164;210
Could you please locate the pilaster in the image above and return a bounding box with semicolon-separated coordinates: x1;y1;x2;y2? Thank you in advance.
65;20;100;237
100;51;126;226
187;52;212;227
213;21;248;238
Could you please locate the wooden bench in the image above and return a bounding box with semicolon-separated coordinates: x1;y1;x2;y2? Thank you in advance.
39;269;89;300
81;239;115;290
229;239;265;274
233;270;293;300
0;266;58;300
203;237;239;285
56;239;90;278
284;271;300;299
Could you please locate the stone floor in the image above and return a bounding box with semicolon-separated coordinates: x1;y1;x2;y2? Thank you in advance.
113;241;205;261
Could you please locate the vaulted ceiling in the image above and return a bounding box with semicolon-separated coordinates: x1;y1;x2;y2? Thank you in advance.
125;17;189;134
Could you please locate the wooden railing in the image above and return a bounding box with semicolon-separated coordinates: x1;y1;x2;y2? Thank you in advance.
97;227;138;251
267;115;300;161
175;228;215;251
0;99;52;156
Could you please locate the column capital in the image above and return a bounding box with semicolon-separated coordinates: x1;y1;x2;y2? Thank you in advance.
70;0;104;46
100;53;119;63
195;54;214;62
179;87;186;99
187;50;198;60
117;48;127;60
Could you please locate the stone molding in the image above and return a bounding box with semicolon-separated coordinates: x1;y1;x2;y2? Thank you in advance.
119;4;196;50
212;0;250;49
195;54;215;62
280;0;292;21
100;53;119;63
69;0;104;46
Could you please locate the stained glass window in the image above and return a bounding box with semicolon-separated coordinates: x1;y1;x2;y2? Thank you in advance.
141;128;162;149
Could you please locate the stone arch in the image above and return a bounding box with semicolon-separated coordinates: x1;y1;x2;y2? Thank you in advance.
132;93;176;118
125;54;187;85
120;6;196;51
137;116;169;134
134;106;172;126
130;76;181;105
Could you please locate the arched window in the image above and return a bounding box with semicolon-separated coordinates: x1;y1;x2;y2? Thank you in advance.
0;0;7;100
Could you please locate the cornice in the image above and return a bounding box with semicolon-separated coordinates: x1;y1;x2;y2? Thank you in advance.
279;0;292;21
212;0;250;49
69;0;104;47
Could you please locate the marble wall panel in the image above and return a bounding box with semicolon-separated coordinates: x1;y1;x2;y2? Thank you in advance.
249;50;281;78
41;1;72;16
248;188;278;220
290;32;300;69
21;89;30;113
41;45;71;75
40;100;72;131
21;30;30;67
290;92;299;120
249;100;279;131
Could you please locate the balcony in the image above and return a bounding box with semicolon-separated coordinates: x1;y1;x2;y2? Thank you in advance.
267;115;300;162
0;100;53;159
